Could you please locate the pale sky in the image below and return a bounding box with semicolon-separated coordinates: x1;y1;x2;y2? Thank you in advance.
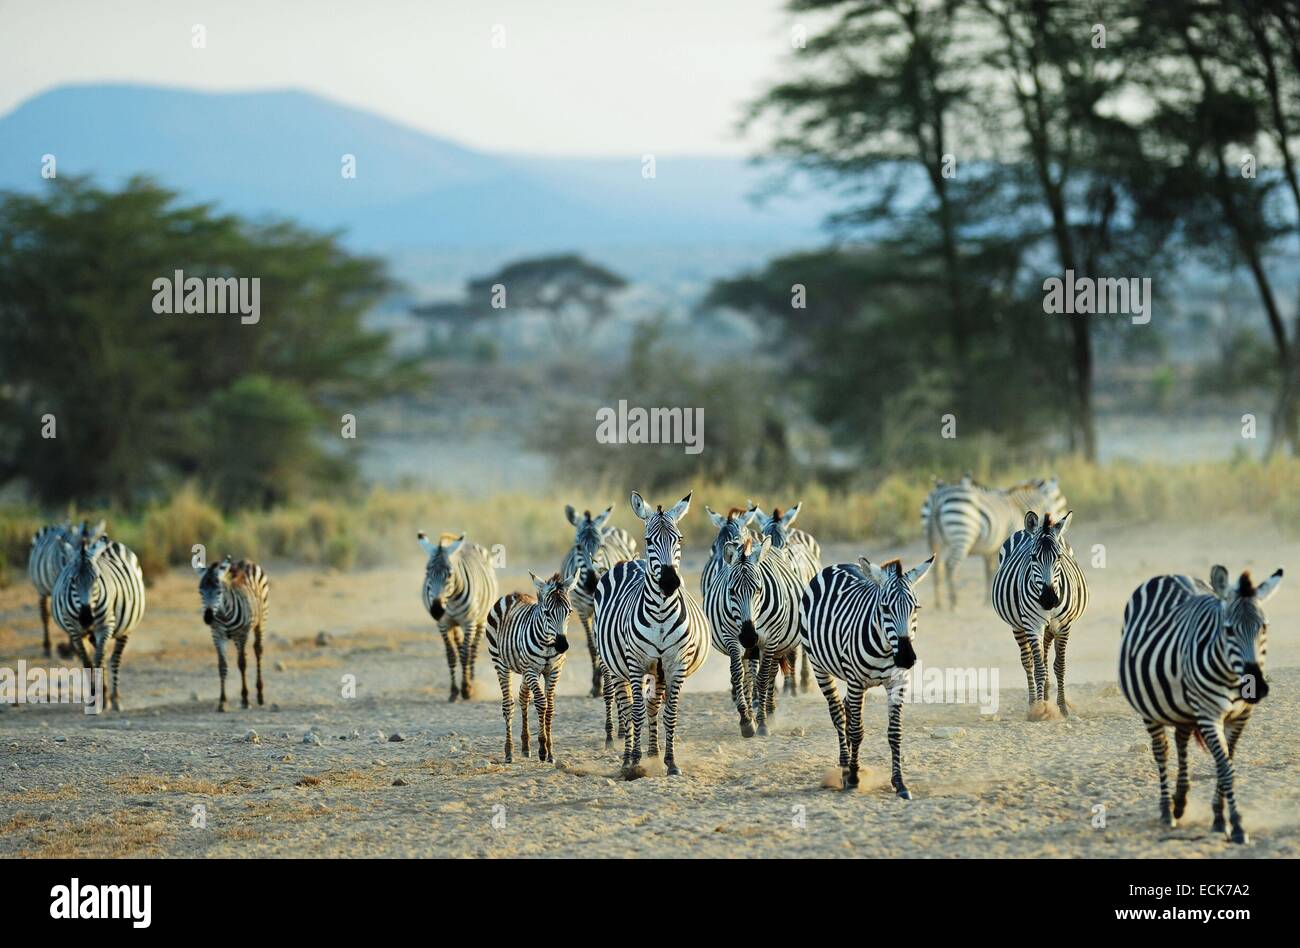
0;0;799;156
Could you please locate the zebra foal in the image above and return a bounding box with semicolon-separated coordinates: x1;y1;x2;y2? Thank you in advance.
487;569;578;763
28;520;103;657
991;511;1088;719
1120;565;1280;844
196;555;270;711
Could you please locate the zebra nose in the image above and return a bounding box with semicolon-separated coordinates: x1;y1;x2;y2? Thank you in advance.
659;566;680;595
1243;664;1268;703
203;608;214;625
78;604;91;626
894;637;917;669
1038;586;1061;609
429;599;445;620
583;571;599;594
739;620;758;649
553;633;570;655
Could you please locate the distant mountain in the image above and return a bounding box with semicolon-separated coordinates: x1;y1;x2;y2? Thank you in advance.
0;84;838;255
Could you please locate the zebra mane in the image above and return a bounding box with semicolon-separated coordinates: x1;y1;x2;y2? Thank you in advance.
879;558;903;577
1238;572;1256;598
437;531;460;545
771;507;783;520
726;506;748;520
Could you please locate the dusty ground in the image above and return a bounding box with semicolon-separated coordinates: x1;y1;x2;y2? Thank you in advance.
1;515;1296;858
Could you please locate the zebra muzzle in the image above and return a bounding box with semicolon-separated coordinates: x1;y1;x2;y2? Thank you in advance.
738;621;758;650
553;634;570;655
78;604;92;626
1242;664;1268;703
429;599;445;620
1038;587;1061;609
583;571;599;594
203;608;214;625
658;566;681;595
894;637;917;669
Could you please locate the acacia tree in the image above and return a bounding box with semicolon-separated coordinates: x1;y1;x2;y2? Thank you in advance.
467;254;627;345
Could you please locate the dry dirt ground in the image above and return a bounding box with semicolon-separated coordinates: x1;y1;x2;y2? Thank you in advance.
1;516;1297;858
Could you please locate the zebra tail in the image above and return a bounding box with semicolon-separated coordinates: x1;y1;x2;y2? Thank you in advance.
1192;728;1208;753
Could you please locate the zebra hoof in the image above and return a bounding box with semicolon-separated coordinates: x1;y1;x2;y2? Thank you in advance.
1230;827;1249;845
447;691;458;703
589;688;600;698
1027;701;1052;721
845;770;860;789
461;687;472;701
757;723;769;737
1173;798;1187;820
504;752;513;764
622;763;648;781
666;763;681;776
740;719;755;739
1160;809;1177;829
1212;815;1226;834
896;787;912;800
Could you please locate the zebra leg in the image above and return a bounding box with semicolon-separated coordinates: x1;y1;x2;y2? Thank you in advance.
662;668;687;777
530;673;548;762
1146;721;1174;829
1210;717;1250;842
1041;628;1054;704
440;626;459;702
581;612;601;698
816;670;848;778
254;624;265;706
800;646;812;694
623;675;646;774
782;647;795;696
497;667;514;762
40;595;51;658
1173;725;1192;820
844;681;865;788
646;671;664;759
213;635;229;712
602;671;616;748
460;625;484;701
518;677;533;757
931;556;944;610
743;654;757;709
1014;631;1036;709
728;644;755;738
543;666;560;763
1199;718;1247;843
944;551;964;610
888;677;911;798
108;636;126;712
237;636;250;709
754;649;776;737
1052;629;1072;715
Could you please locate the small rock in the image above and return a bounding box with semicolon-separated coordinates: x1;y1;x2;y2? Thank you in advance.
302;732;322;746
243;729;260;744
269;704;280;712
53;736;67;743
275;661;287;673
388;733;405;743
315;631;332;647
189;692;199;702
392;778;409;787
280;753;294;763
930;726;967;740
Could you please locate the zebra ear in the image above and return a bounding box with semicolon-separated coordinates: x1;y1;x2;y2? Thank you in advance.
417;532;438;556
665;491;692;522
905;556;935;587
193;562;207;577
1255;568;1283;603
529;570;546;592
444;535;465;556
781;503;801;527
751;505;771;529
593;505;613;528
87;537;109;557
754;535;772;562
705;506;728;528
565;505;578;526
858;557;888;587
723;539;742;565
1024;510;1039;532
1210;565;1231;599
630;491;650;521
87;519;106;540
1052;511;1073;536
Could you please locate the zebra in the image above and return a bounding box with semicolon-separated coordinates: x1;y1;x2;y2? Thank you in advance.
753;502;820;694
991;511;1088;719
700;505;762;725
50;535;146;712
1119;565;1281;844
714;535;802;737
800;554;933;798
418;531;499;702
486;569;578;763
27;520;104;657
922;475;1067;610
195;555;270;712
560;504;637;699
594;491;710;777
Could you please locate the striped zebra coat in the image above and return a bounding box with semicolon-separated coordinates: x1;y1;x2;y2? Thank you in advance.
560;504;637;701
800;555;933;798
594;491;710;777
196;556;270;712
418;532;499;702
753;502;820;694
922;475;1066;609
487;569;578;763
700;505;759;722
1119;566;1281;844
28;520;104;657
991;511;1088;719
51;536;146;712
